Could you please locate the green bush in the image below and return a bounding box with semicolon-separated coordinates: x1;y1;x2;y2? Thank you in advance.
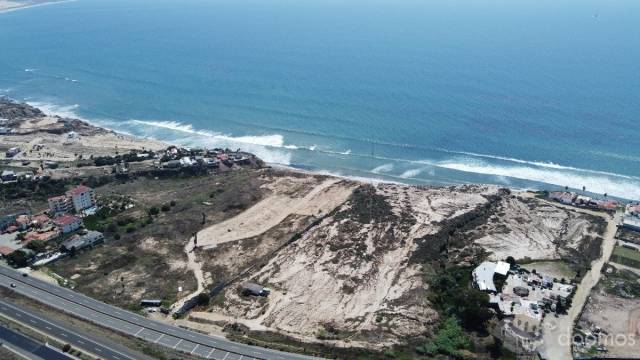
416;317;472;358
148;206;159;216
26;240;47;253
428;266;492;332
161;203;171;212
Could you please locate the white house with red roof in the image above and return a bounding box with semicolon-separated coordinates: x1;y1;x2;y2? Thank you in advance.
52;215;83;233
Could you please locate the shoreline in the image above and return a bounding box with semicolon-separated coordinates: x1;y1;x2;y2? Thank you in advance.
0;97;635;202
0;0;75;14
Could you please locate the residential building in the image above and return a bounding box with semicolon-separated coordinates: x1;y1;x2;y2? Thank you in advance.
549;191;575;205
23;229;60;243
48;195;71;215
61;231;104;252
473;261;510;292
31;214;51;228
0;246;14;257
52;215;83;233
65;185;96;212
15;215;31;231
622;215;640;233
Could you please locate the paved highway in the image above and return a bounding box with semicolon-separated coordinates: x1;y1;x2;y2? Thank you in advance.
0;299;153;360
0;322;73;360
0;266;317;360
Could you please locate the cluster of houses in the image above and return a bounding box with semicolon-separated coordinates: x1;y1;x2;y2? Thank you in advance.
0;185;104;267
159;146;251;170
548;191;619;212
473;261;575;353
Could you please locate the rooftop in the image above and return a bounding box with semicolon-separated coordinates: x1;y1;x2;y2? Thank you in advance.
0;246;14;256
473;261;510;292
66;185;93;196
53;215;81;226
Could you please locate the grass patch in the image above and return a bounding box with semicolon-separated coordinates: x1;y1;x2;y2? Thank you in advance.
611;246;640;269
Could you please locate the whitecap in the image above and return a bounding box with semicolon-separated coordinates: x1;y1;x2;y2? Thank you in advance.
372;163;394;174
436;158;640;200
399;168;423;179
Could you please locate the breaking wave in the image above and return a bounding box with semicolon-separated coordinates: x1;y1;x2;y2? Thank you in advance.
372;163;394;174
14;100;640;200
436;158;640;200
26;101;82;119
130;120;293;165
399;168;423;179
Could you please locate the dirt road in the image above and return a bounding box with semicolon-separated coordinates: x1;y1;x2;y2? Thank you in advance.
539;209;621;360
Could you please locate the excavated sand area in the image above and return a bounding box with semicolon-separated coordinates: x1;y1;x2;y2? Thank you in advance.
196;176;356;249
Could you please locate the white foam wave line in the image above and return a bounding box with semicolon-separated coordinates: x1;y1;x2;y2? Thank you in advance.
372;163;394;174
130;120;292;165
131;120;290;148
437;149;638;180
437;160;640;200
26;101;81;119
399;168;424;179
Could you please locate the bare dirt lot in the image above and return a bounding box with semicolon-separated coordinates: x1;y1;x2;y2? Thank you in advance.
576;264;640;358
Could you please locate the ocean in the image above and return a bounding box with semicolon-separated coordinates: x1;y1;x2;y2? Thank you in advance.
1;0;639;200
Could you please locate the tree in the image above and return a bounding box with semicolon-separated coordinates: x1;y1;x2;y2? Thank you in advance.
148;206;159;216
26;240;46;253
197;292;210;305
6;250;29;268
62;343;71;352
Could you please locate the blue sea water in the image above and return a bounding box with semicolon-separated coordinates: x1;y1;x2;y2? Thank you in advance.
1;0;639;199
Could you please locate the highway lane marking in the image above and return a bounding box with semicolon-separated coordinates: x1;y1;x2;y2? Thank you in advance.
206;348;215;358
154;334;164;344
78;340;85;345
2;275;299;360
222;352;229;360
94;347;102;353
191;344;199;354
239;355;243;360
0;300;140;360
173;339;182;349
45;326;52;330
134;328;144;336
29;319;36;324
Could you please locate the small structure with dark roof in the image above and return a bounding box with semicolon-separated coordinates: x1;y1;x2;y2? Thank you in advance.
241;282;270;297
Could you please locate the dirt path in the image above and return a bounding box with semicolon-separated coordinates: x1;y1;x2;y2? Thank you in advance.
539;208;621;360
197;178;354;249
171;237;208;314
